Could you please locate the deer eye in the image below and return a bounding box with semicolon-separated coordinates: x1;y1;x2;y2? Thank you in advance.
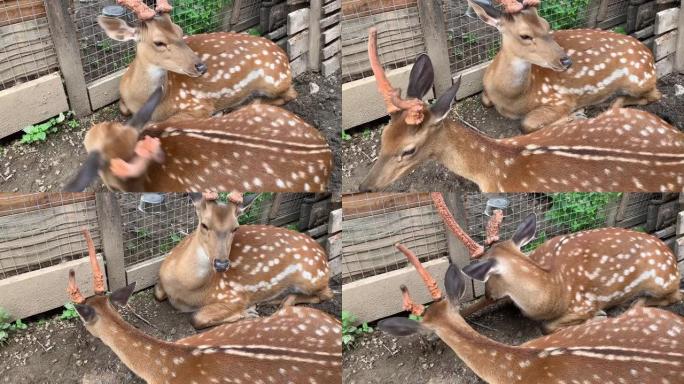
232;227;239;233
520;34;532;41
400;147;416;158
153;41;167;48
201;223;209;230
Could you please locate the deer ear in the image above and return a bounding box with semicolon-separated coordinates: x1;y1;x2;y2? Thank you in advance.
75;304;97;323
97;16;138;42
462;259;498;282
109;282;136;307
406;54;434;99
127;85;164;131
444;262;466;306
64;151;104;192
468;0;503;28
512;213;536;248
188;193;204;204
378;317;424;336
428;76;460;125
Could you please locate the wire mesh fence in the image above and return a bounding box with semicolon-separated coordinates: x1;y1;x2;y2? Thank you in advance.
342;193;662;284
341;0;425;83
0;193;100;279
0;0;59;90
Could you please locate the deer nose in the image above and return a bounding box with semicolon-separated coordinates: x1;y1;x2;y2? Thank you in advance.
213;259;230;272
195;62;208;75
560;56;572;69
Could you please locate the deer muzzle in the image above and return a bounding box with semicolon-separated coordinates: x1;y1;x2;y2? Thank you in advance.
213;258;230;272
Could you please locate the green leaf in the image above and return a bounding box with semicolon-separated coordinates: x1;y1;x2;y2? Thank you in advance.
342;334;355;345
55;113;66;123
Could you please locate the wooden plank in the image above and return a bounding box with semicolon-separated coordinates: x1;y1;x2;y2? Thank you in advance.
290;54;308;77
341;0;417;17
0;193;95;217
0;255;106;320
327;233;342;259
87;68;124;111
343;192;432;218
44;0;90;116
677;211;684;235
323;23;341;45
342;258;449;323
323;38;341;59
656;54;674;77
126;255;165;292
322;0;341;15
654;7;679;35
0;201;102;274
328;208;342;234
287;8;310;35
265;24;287;40
654;30;677;60
329;254;341;277
308;0;322;71
95;194;126;290
0;17;57;85
320;12;340;30
453;60;490;101
322;53;340;76
0;73;68;139
287;30;310;60
417;0;451;95
305;223;328;238
0;0;46;27
676;6;684;73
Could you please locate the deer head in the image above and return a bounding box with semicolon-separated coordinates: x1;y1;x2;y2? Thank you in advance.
97;0;207;78
359;28;461;191
67;229;138;339
468;0;571;71
188;192;260;272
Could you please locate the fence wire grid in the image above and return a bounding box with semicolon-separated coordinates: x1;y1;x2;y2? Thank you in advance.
342;193;663;284
0;0;58;91
0;193;100;280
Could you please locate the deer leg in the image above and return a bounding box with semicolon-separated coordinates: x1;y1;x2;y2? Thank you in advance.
481;91;493;108
190;302;248;329
119;100;132;116
153;283;167;302
542;311;593;334
460;296;498;317
640;290;683;307
521;106;571;133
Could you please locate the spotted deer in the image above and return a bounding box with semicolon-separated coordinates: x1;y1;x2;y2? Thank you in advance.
469;0;660;132
67;229;341;384
154;193;333;329
99;0;295;122
378;244;684;384
358;28;684;192
64;86;331;192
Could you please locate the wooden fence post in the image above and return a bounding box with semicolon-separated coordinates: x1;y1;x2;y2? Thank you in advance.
675;7;684;73
417;0;452;95
96;193;127;291
442;193;477;300
308;0;322;71
44;0;91;116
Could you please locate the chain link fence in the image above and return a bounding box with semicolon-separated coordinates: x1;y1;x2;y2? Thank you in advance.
0;0;58;90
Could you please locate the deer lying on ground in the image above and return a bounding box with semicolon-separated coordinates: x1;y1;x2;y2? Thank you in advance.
469;0;660;132
154;193;333;329
378;244;684;384
64;85;331;192
358;28;684;192
99;0;296;122
67;229;341;384
432;194;682;332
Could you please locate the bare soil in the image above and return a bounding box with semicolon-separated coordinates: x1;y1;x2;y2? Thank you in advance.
343;299;684;384
0;72;341;195
341;73;684;193
0;279;341;384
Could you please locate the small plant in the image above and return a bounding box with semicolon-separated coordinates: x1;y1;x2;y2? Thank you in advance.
341;131;352;141
408;313;423;322
487;41;501;60
135;227;151;238
97;40;113;52
612;26;627;34
238;192;273;225
20;112;73;144
247;27;261;36
285;223;299;232
67;119;80;129
538;0;590;30
59;303;79;321
463;32;478;45
342;310;373;349
0;308;27;344
362;129;372;139
522;230;547;252
546;193;621;232
171;0;231;35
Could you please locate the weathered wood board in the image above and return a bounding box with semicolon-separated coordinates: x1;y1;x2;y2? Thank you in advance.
654;7;679;34
343;192;433;219
341;0;417;17
0;0;46;28
0;17;57;86
0;193;95;217
654;30;677;60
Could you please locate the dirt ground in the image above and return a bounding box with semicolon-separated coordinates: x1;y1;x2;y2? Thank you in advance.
0;278;341;384
0;71;341;195
343;298;684;384
341;73;684;193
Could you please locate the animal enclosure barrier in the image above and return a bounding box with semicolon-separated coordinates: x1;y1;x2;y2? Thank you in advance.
341;192;672;322
0;192;333;321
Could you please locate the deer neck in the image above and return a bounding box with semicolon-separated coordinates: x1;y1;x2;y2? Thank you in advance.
501;265;565;320
97;313;179;383
489;48;533;98
173;232;215;290
430;310;534;384
125;55;169;110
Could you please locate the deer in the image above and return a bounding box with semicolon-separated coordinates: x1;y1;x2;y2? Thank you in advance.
98;0;296;122
469;0;661;132
66;228;341;384
64;85;332;192
378;243;684;384
154;193;334;329
357;28;684;192
429;192;683;333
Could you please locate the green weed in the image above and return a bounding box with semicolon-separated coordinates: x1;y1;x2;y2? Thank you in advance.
545;193;621;232
341;131;352;141
172;0;231;35
342;310;373;349
0;308;28;344
538;0;590;30
59;303;79;321
20;112;75;144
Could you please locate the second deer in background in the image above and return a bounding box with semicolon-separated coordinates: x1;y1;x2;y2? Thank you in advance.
154;193;333;329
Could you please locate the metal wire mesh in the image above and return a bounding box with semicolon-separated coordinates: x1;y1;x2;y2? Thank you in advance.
0;0;58;90
341;193;449;284
341;0;425;83
0;193;100;280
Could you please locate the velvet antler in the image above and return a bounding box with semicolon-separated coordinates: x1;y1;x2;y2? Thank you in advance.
117;0;155;20
395;243;442;301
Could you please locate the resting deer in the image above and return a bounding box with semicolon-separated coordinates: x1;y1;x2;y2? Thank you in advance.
99;0;296;122
378;244;684;384
469;0;660;132
358;28;684;192
154;193;334;329
67;228;341;384
64;85;331;192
